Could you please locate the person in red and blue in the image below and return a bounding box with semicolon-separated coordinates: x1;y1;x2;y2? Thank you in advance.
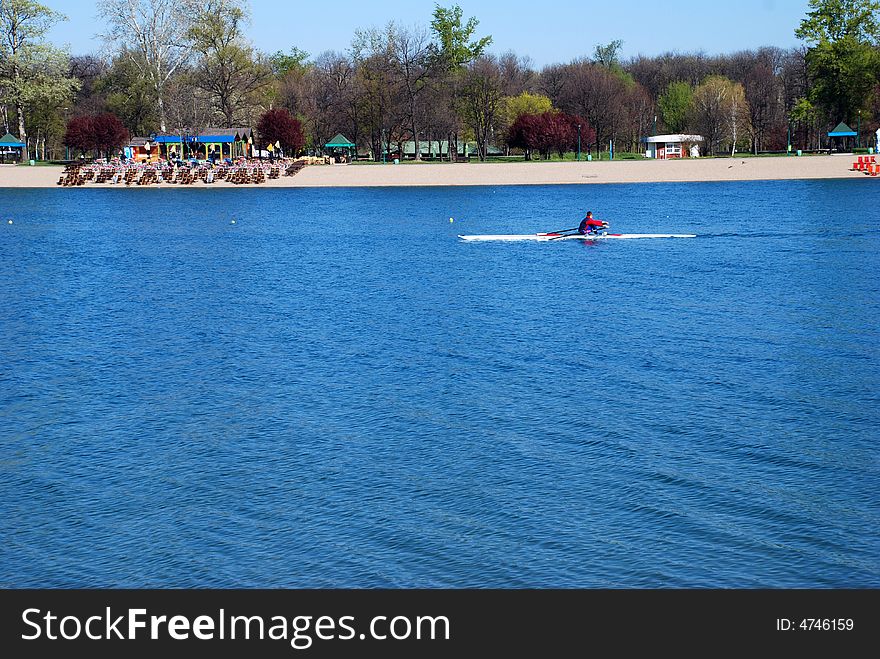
578;211;608;235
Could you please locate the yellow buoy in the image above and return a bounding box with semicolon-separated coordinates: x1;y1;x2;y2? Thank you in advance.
449;217;454;223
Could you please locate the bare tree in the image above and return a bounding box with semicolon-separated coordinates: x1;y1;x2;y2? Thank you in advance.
164;72;211;155
390;24;432;159
537;63;566;107
459;54;503;161
742;61;779;153
627;51;713;100
275;53;310;118
421;79;457;159
498;50;535;96
557;59;629;153
69;55;108;106
624;83;655;152
305;50;357;151
691;75;750;155
351;26;401;161
98;0;200;132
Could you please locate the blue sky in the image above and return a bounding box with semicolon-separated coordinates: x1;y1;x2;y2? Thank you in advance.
49;0;811;66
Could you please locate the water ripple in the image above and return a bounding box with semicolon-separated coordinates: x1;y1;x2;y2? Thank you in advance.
1;181;878;587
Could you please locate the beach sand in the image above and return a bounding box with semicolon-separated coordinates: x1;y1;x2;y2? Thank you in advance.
0;154;868;188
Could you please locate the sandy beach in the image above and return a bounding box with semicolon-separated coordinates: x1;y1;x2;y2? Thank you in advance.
0;153;868;188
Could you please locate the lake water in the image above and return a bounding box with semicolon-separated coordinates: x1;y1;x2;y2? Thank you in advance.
0;180;877;588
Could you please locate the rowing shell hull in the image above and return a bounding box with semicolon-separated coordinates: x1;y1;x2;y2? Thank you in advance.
457;233;697;242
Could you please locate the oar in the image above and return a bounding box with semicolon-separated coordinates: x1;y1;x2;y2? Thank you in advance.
544;226;579;235
549;220;610;240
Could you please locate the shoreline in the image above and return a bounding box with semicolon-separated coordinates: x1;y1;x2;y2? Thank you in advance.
0;154;868;188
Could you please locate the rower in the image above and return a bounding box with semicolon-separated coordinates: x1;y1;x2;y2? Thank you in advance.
578;211;609;235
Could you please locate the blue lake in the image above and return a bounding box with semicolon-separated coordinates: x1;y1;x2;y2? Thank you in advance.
0;180;877;587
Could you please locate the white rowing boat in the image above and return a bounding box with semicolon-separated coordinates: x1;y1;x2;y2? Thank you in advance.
458;232;697;242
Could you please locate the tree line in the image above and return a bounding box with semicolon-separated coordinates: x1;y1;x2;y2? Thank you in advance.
1;0;878;161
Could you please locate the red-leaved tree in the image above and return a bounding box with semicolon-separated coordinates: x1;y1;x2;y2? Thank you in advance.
63;113;129;158
63;116;95;155
508;113;541;160
257;108;305;154
508;112;595;160
91;114;130;159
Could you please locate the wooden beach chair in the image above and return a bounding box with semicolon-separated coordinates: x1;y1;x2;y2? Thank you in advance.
284;162;304;176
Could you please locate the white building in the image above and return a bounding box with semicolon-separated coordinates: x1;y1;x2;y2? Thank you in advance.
643;134;704;159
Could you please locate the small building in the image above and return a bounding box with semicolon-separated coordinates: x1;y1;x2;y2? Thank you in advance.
325;134;356;162
643;134;704;159
827;122;857;152
399;140;503;159
0;133;26;163
124;137;158;163
152;128;254;161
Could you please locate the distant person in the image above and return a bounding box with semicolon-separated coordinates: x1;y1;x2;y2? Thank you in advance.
579;211;608;235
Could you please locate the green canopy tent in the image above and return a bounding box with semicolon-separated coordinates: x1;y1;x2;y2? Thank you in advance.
828;122;857;152
324;134;355;162
0;133;26;163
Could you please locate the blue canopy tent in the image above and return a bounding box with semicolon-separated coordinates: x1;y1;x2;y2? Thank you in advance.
0;133;26;163
828;122;857;151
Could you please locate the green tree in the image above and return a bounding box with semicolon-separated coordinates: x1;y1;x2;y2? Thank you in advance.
795;0;880;123
189;0;273;127
96;54;161;136
796;0;880;42
658;81;693;133
429;4;492;71
0;0;78;157
428;4;491;160
269;47;311;77
790;97;817;123
499;91;553;123
789;96;820;149
497;91;552;148
593;40;623;68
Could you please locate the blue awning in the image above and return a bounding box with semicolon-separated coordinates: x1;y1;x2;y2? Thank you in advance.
0;133;25;147
197;135;239;143
828;121;856;137
153;135;195;144
153;134;244;144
